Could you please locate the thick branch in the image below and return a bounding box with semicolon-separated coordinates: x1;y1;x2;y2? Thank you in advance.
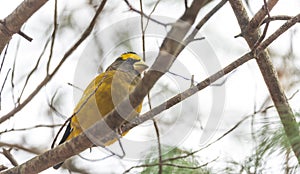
0;0;48;54
1;1;208;173
1;52;252;174
229;0;300;164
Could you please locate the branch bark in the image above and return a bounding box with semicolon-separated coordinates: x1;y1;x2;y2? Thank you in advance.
1;0;209;173
123;12;300;139
0;0;48;54
229;0;300;164
3;0;298;173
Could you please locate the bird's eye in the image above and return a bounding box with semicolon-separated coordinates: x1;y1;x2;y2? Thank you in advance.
126;58;137;64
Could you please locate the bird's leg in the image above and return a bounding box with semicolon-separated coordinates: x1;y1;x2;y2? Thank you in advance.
115;128;126;158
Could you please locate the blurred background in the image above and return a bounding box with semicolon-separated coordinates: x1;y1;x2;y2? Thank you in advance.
0;0;300;173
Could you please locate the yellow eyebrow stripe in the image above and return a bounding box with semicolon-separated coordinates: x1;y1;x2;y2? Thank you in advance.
120;53;141;61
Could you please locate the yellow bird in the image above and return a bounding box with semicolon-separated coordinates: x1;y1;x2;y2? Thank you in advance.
53;52;148;169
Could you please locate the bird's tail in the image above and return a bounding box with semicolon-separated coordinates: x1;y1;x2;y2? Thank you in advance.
53;122;72;169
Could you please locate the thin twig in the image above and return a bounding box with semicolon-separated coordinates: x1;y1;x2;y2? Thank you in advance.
0;142;41;155
17;31;32;42
144;0;161;30
11;36;22;107
247;0;279;33
158;100;279;164
146;77;163;173
190;75;194;87
46;0;58;74
184;0;228;43
121;52;254;132
18;37;51;102
67;82;84;92
261;15;296;24
123;158;214;173
229;0;300;163
256;13;300;52
2;148;19;166
125;10;300;173
115;130;126;159
48;103;66;119
162;115;251;163
139;0;146;61
0;0;107;124
123;0;168;27
152;120;163;174
0;43;9;74
0;69;11;110
0;124;62;135
252;0;271;50
47;87;67;119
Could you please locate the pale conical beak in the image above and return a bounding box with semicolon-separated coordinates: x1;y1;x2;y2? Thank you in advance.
133;60;148;73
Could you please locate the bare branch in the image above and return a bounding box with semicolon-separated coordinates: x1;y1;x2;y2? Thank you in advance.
229;0;300;164
17;38;51;103
256;14;300;52
184;0;228;43
0;0;107;124
252;0;271;50
46;0;58;74
123;0;169;27
0;142;40;155
123;15;300;132
0;124;62;135
121;52;253;132
0;44;9;74
1;1;208;173
0;165;8;172
247;0;279;34
261;15;298;24
16;31;32;42
0;69;11;110
123;158;214;173
0;0;48;53
153;120;162;174
2;149;18;166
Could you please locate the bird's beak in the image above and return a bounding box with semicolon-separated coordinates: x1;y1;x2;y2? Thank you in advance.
133;60;148;73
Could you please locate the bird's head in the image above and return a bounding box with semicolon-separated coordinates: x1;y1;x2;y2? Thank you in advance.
106;52;148;74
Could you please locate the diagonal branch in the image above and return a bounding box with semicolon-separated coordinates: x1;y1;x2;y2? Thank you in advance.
247;0;278;33
121;52;253;131
0;0;107;124
0;0;48;54
123;12;300;134
1;1;209;173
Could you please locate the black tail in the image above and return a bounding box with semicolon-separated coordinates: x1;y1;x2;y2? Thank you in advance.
53;122;72;169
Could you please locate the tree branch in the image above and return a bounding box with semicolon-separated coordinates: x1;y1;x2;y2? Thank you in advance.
0;0;107;124
0;142;40;155
121;52;253;131
247;0;278;33
0;0;48;54
229;0;300;164
0;1;208;173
